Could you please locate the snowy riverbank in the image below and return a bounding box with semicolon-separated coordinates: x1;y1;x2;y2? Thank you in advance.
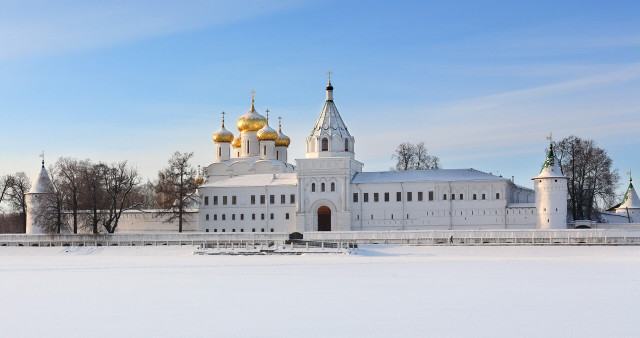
1;245;638;337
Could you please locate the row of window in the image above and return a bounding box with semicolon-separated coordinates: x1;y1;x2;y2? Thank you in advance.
311;182;335;192
354;209;507;220
353;191;500;203
318;138;349;152
205;228;275;233
205;213;291;221
204;194;295;206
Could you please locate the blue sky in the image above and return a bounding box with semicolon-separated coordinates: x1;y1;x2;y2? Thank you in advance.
1;0;639;193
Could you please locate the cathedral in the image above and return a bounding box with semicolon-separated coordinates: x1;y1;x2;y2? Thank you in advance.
196;79;574;233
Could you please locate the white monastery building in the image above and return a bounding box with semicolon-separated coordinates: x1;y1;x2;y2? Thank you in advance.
25;78;640;234
196;79;570;234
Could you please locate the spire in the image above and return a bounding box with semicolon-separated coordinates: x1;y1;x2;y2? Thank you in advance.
311;78;351;138
620;172;640;208
326;71;333;100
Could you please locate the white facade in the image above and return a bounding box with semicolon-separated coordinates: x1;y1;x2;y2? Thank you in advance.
25;163;55;234
196;80;545;233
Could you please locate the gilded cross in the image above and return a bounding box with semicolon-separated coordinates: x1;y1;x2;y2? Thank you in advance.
251;90;255;100
327;71;332;82
221;111;226;126
265;109;270;120
278;116;282;128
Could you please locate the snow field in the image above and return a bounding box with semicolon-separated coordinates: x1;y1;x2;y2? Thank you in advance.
0;245;639;337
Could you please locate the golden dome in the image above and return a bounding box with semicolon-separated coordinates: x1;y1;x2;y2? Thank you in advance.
257;122;278;141
275;123;290;147
212;124;234;143
232;134;241;148
237;94;267;132
194;177;204;185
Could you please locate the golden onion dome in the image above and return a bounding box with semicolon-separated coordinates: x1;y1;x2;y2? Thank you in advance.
212;124;234;143
194;177;204;185
237;94;267;132
232;134;241;148
275;123;290;147
257;122;278;141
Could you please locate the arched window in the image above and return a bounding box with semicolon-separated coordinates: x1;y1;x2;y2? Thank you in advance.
218;147;221;157
322;138;328;151
344;139;349;151
331;182;335;191
247;141;250;154
276;151;279;160
321;183;326;192
263;146;266;155
311;183;316;192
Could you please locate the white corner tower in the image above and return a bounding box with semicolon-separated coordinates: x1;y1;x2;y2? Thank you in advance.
532;142;568;229
614;174;640;222
25;157;55;234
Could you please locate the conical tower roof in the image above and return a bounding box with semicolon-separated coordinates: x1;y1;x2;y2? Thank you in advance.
620;179;640;209
533;144;565;179
310;81;351;138
27;166;55;195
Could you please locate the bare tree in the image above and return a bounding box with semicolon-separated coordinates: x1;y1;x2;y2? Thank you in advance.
52;158;88;234
100;161;141;234
414;142;440;170
7;172;31;230
554;136;620;221
156;152;198;232
0;175;13;206
392;142;440;170
80;162;107;234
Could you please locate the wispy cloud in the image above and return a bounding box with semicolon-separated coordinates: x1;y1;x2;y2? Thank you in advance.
0;0;311;61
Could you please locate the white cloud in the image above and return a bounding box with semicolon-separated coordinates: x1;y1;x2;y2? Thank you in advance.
0;0;311;61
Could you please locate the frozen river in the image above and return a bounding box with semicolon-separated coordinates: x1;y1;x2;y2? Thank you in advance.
0;245;638;337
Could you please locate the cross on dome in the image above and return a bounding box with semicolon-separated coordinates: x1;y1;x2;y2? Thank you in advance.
327;71;332;84
221;111;226;127
265;109;270;121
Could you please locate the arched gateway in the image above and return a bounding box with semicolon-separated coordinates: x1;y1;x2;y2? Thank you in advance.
317;206;331;231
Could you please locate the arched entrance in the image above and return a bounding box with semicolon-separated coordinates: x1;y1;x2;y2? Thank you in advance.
317;206;331;231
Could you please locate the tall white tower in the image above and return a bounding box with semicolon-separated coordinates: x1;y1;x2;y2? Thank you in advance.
25;157;55;234
532;143;568;229
614;174;640;222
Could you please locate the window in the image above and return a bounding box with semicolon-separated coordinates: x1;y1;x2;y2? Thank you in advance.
270;195;275;204
443;194;447;200
214;229;217;232
482;194;486;200
276;151;279;160
391;214;394;220
429;191;434;201
214;214;218;221
312;183;316;192
321;183;325;192
281;195;285;204
252;228;256;232
263;145;266;155
451;194;455;200
371;215;373;220
252;214;256;220
384;192;389;202
204;196;209;205
232;214;235;221
223;196;227;205
290;194;295;204
286;213;289;220
459;194;463;200
418;192;423;201
364;193;369;202
251;195;256;205
397;192;402;202
270;229;274;233
222;229;225;232
353;193;358;203
205;214;209;221
374;193;379;202
261;214;265;220
496;193;500;199
218;147;221;157
270;213;274;220
214;196;218;205
331;182;335;191
261;228;265;232
240;214;244;220
344;139;349;151
247;142;250;153
322;138;328;151
241;229;244;232
260;195;265;204
222;214;226;221
407;192;412;201
232;229;236;232
473;194;477;200
232;196;237;205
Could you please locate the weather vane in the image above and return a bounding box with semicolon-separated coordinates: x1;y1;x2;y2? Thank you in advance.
546;132;553;144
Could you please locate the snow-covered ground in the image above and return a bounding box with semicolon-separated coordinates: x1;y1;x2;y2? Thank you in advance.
1;245;639;337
